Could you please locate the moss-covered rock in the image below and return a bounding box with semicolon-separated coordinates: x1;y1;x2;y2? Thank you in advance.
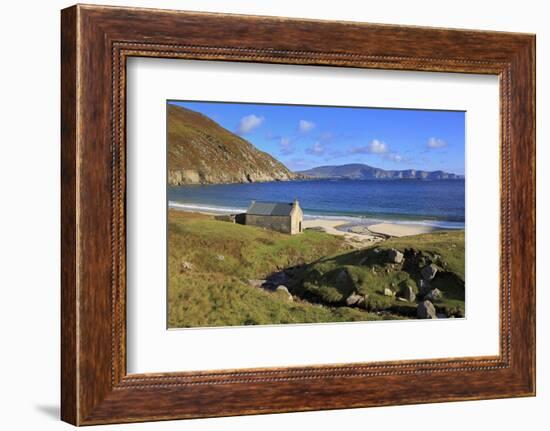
294;230;464;317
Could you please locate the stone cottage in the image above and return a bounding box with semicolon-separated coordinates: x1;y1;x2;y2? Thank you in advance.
245;200;303;235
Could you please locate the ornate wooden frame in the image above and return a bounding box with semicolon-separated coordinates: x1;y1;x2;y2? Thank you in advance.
61;4;536;425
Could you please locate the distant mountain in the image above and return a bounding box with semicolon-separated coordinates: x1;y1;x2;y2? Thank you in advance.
167;105;300;185
298;163;463;180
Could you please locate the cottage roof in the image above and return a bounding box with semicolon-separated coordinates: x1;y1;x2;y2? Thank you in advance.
247;201;295;216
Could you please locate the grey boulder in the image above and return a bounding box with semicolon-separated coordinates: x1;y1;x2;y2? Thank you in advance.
387;248;404;264
425;288;443;301
417;279;431;296
345;293;365;307
417;300;437;319
275;285;293;301
421;264;438;281
399;284;416;302
384;287;395;297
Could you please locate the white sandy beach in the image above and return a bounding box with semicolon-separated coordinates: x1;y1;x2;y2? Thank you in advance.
301;219;379;247
169;203;447;244
302;218;442;240
367;222;440;238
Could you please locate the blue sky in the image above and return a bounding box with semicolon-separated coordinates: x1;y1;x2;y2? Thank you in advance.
169;101;465;175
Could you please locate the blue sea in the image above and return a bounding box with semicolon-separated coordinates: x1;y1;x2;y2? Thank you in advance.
168;179;465;229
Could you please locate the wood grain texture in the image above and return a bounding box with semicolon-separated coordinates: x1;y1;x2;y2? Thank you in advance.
60;4;536;425
60;5;78;425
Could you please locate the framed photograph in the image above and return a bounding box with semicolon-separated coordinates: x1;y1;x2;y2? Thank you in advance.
61;4;536;425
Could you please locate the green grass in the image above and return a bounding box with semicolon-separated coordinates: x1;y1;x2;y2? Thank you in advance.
168;211;385;327
168;211;465;327
169;210;347;278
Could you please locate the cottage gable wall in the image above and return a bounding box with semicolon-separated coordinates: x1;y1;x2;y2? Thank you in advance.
289;203;303;235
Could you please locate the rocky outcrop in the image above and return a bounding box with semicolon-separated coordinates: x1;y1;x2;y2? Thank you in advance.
297;241;465;318
417;300;437;319
275;285;293;301
399;283;416;302
346;293;366;307
421;263;438;281
168;104;300;185
425;288;442;301
384;287;395;297
387;248;404;264
417;279;431;296
168;169;201;185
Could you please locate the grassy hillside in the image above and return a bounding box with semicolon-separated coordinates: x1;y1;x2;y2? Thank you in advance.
167;104;298;185
168;211;386;327
168;211;465;327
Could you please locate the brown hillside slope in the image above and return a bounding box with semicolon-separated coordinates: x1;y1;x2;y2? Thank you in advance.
167;104;299;185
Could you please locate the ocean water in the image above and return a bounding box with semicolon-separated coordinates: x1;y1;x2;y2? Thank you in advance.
168;179;465;229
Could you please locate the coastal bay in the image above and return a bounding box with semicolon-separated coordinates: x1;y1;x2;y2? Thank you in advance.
166;103;466;327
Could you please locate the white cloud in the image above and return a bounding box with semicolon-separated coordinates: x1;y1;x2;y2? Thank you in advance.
235;114;264;135
350;139;389;154
386;153;403;162
279;137;295;155
369;139;389;154
384;152;410;163
306;141;326;156
427;137;448;149
298;120;315;133
348;139;409;163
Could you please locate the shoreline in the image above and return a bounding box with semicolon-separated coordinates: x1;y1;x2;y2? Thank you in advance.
169;203;458;241
168;201;464;230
